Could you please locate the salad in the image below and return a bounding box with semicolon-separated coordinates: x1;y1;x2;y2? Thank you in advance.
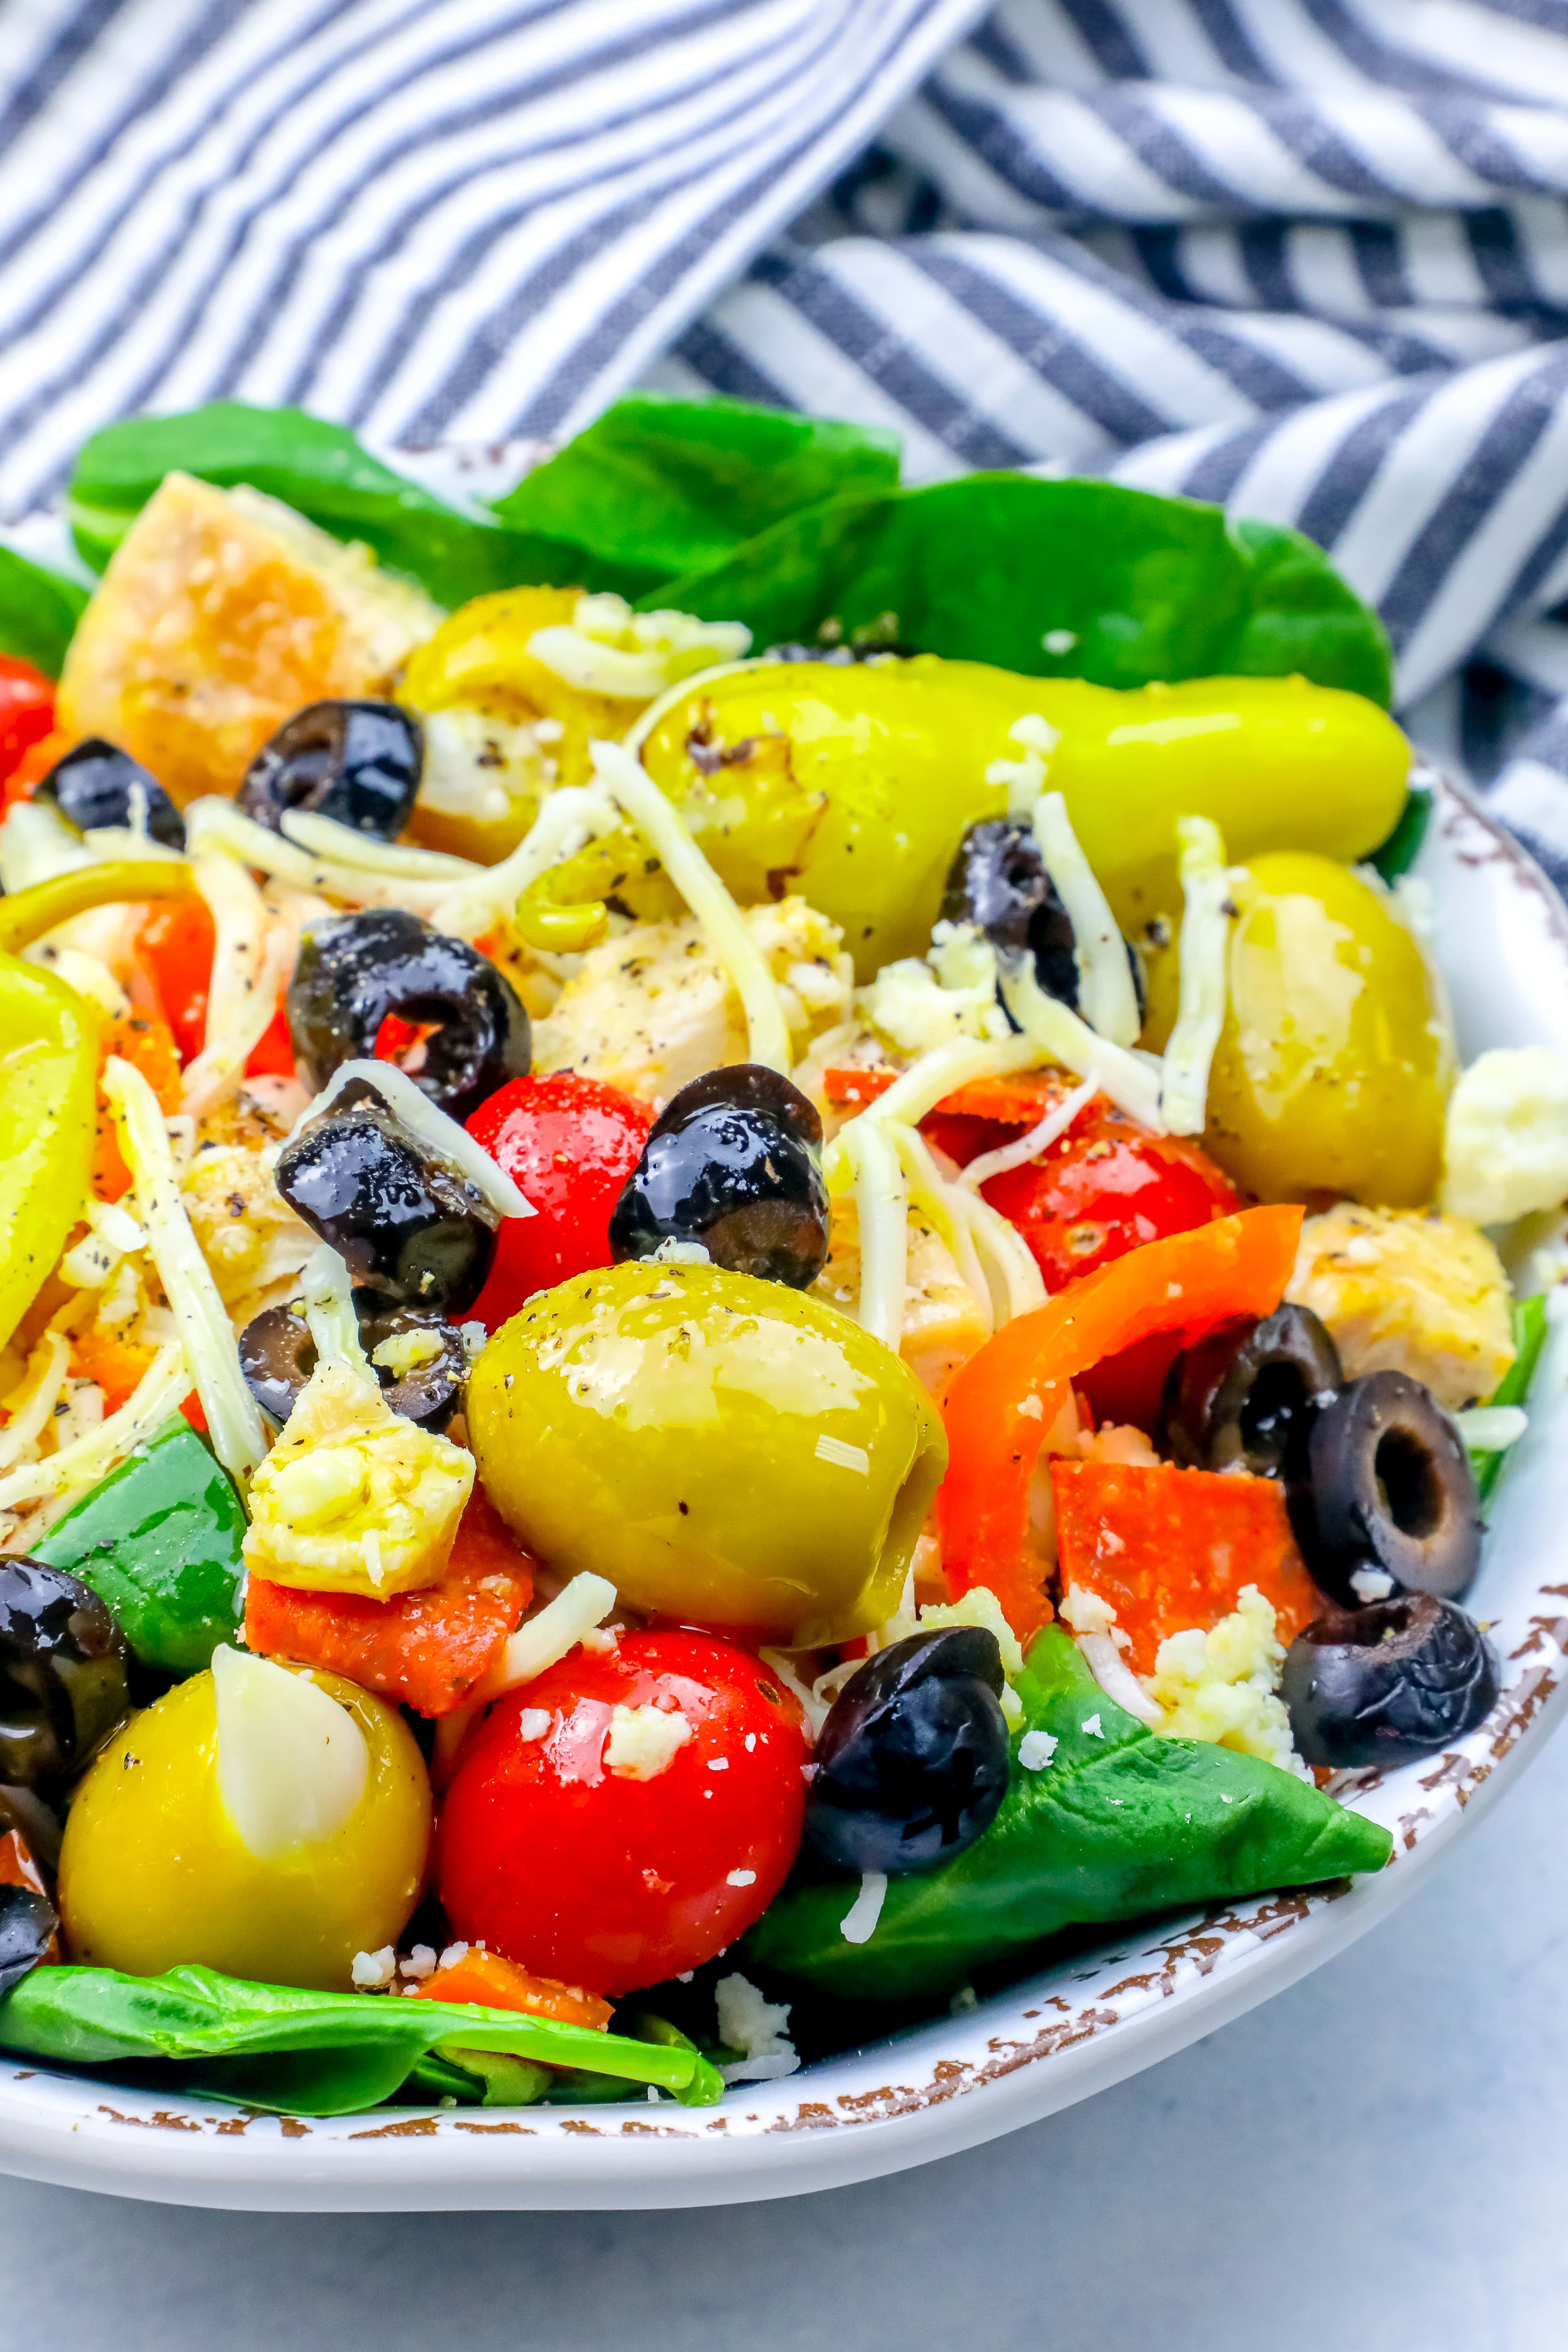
0;393;1560;2119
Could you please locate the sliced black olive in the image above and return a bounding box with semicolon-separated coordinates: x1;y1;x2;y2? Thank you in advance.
1289;1370;1483;1605
608;1063;829;1287
238;1301;317;1426
0;1884;57;1997
0;1560;132;1793
804;1628;1010;1876
287;908;530;1123
940;817;1144;1021
1162;1305;1343;1477
239;700;424;840
1282;1594;1498;1768
355;1301;470;1431
276;1082;499;1312
239;1293;469;1430
34;737;184;848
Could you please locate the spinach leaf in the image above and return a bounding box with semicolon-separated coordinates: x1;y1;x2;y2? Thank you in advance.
1227;519;1394;705
1370;773;1434;882
0;543;90;678
66;404;524;608
491;393;901;603
645;476;1391;702
746;1627;1391;2003
1473;1293;1549;1503
0;1961;722;2116
31;1416;246;1675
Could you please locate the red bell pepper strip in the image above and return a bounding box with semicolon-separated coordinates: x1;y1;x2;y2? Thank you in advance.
244;1486;533;1717
936;1205;1304;1643
1050;1458;1320;1676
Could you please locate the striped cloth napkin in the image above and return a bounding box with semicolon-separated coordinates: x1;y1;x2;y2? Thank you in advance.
8;0;1568;883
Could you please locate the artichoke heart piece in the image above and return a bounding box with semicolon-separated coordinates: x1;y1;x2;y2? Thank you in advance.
243;1359;474;1599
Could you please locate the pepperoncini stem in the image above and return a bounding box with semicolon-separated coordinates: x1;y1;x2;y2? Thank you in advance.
0;860;195;955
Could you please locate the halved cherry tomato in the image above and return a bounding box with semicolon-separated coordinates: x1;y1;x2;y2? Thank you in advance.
464;1073;653;1330
438;1629;810;1995
0;658;54;789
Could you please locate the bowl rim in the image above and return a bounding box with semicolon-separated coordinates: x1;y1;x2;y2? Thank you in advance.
2;767;1565;2212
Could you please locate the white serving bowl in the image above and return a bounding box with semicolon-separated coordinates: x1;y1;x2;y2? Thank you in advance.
1;772;1564;2211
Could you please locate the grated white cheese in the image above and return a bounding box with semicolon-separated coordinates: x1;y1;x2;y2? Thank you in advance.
1031;792;1140;1046
1018;1730;1059;1772
288;1058;534;1222
604;1702;693;1781
486;1572;619;1696
958;1071;1099;1194
949;1184;1048;1328
1160;815;1234;1138
996;957;1167;1131
1082;1714;1104;1738
839;1870;889;1945
0;1335;73;1474
590;737;792;1073
351;1945;397;1990
180;850;295;1120
101;1056;267;1482
838;1116;909;1349
714;1970;801;2084
528;593;751;700
0;799;95;893
0;1342;190;1520
1452;1405;1528;1451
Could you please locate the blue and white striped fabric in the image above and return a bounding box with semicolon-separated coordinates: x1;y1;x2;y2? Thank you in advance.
10;0;1568;882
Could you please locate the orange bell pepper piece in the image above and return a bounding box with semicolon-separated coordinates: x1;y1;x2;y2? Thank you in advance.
91;1008;182;1201
936;1205;1304;1643
1050;1458;1320;1676
824;1066;1072;1124
244;1485;532;1717
411;1946;611;2032
69;1329;159;1414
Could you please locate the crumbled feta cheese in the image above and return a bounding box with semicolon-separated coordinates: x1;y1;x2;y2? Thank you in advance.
725;1868;757;1888
1143;1586;1302;1774
707;1757;729;1772
1349;1567;1396;1604
515;1709;552;1742
400;1945;438;1982
859;921;1011;1055
839;1870;888;1945
1442;1046;1568;1226
604;1702;693;1781
1082;1714;1104;1738
1018;1730;1059;1772
438;1942;470;1971
714;1971;800;2084
351;1945;397;1990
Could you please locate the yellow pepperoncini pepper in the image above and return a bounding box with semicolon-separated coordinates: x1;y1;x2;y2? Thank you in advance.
0;860;194;1352
638;661;1410;977
398;587;651;864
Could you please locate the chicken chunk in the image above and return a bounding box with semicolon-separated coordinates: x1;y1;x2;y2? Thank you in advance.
1287;1201;1514;1409
531;895;853;1107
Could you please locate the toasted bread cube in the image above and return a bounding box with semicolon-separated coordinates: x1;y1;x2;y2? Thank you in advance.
58;474;441;805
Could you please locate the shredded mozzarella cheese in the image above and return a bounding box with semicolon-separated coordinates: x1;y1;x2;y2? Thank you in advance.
180;851;295;1120
958;1071;1099;1193
0;1342;189;1515
1031;792;1140;1046
839;1871;888;1945
486;1572;619;1696
839;1116;909;1349
101;1056;267;1483
289;1059;533;1222
996;958;1167;1131
0;1335;73;1474
1160;815;1234;1137
950;1186;1048;1326
589;737;792;1073
280;812;478;883
300;1241;375;1380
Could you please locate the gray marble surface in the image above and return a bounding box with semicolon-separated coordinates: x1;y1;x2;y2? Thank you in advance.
3;1720;1566;2352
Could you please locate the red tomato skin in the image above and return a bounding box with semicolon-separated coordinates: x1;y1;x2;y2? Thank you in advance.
438;1630;810;1995
0;657;54;786
464;1074;653;1330
977;1108;1239;1293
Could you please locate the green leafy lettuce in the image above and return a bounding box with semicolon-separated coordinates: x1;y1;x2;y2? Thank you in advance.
0;1962;722;2116
645;477;1393;702
746;1628;1392;2004
1472;1293;1549;1503
0;543;90;677
490;393;902;602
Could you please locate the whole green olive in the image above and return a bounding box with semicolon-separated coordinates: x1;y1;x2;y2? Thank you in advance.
467;1263;948;1645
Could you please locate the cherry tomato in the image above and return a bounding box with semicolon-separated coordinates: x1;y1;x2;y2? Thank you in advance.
465;1073;653;1330
438;1628;810;1995
943;1100;1239;1294
0;657;54;789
